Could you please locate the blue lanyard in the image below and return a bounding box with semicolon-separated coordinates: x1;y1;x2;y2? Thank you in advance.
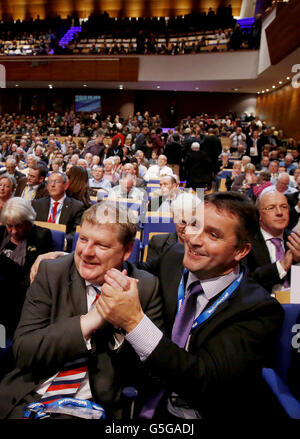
177;267;244;332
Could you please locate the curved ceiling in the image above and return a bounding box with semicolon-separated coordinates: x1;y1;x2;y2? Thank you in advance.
0;1;242;21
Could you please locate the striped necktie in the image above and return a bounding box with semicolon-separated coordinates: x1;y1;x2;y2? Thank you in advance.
41;287;100;405
40;357;89;405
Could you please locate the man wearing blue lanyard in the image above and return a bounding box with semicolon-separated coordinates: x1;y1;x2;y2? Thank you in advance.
97;192;284;420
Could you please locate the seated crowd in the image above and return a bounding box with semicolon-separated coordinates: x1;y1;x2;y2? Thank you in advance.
0;9;261;56
0;107;299;420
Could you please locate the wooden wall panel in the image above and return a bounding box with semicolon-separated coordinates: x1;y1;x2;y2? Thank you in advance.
0;88;255;125
256;83;300;141
0;57;139;82
266;0;300;65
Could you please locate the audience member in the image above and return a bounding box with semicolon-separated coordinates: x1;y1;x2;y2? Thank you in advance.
286;172;300;229
260;172;298;197
66;165;92;208
229;127;246;154
225;160;242;191
32;171;85;251
107;174;144;201
144;155;173;182
82;129;105;164
122;162;145;188
148;175;178;212
147;192;201;260
0;157;25;183
0;202;163;419
0;174;16;214
0;197;53;338
251;171;273;199
15;163;48;202
245;191;300;294
163;133;182;177
89;165;112;191
95;192;283;419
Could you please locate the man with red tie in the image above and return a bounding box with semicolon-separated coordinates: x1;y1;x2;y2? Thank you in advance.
32;171;85;251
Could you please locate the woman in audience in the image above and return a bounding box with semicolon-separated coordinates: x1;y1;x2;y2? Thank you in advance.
106;136;124;160
66;165;92;209
0;197;53;338
231;162;258;195
0;174;16;215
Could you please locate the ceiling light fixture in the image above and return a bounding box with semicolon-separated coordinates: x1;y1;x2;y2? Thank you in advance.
286;76;290;80
279;81;282;84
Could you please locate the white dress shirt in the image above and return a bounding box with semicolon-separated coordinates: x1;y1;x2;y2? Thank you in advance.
144;165;173;181
260;227;287;294
47;195;66;223
36;283;99;400
126;266;240;419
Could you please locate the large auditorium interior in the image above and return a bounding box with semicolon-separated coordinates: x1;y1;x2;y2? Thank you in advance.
0;0;300;430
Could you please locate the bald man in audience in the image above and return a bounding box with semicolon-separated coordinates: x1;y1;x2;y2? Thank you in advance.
143;155;173;182
244;191;300;294
260;172;298;197
148;175;178;212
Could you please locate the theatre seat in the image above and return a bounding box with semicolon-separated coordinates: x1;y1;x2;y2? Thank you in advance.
262;304;300;418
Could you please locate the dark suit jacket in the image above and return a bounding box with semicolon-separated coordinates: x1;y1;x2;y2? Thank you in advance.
32;196;85;250
15;178;49;200
138;244;284;419
286;191;300;229
246;136;263;163
0;225;54;338
147;232;178;261
0;253;163;419
0;169;25;183
243;229;290;294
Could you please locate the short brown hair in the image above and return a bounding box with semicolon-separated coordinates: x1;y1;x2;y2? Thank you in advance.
81;201;138;247
204;192;258;248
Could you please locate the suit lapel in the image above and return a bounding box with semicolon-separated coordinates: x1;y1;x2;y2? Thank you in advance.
252;231;271;264
39;198;51;221
69;260;88;315
59;197;70;225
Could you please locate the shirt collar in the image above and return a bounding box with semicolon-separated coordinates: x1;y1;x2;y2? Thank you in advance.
186;265;240;301
85;281;101;297
260;227;284;241
50;194;66;205
28;184;39;191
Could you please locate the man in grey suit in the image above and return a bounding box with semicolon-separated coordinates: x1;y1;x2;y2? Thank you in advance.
0;201;163;419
